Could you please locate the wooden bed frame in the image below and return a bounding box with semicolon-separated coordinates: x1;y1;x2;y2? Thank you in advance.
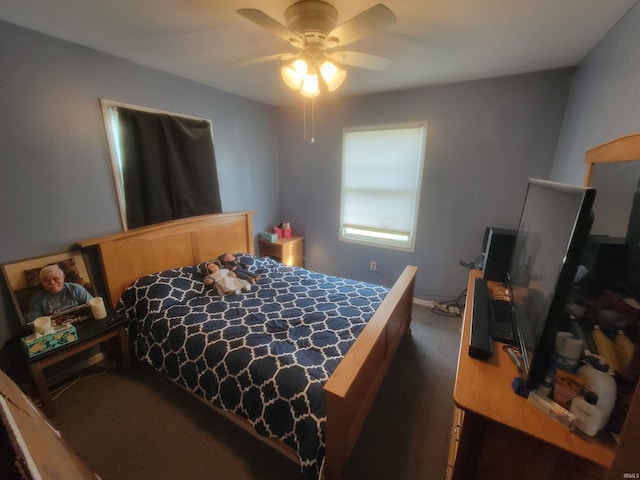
78;211;418;479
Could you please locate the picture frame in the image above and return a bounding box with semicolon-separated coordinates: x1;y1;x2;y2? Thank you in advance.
1;250;95;328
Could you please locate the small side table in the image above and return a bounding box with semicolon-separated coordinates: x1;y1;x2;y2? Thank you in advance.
24;315;131;418
259;235;304;267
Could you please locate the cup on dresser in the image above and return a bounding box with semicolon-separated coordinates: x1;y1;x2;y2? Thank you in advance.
90;296;108;320
34;316;52;335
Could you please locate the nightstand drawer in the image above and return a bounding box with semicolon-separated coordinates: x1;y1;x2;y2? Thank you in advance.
260;242;283;257
259;236;304;267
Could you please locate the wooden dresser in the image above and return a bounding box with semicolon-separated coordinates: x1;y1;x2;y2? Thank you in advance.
447;269;616;480
448;133;640;479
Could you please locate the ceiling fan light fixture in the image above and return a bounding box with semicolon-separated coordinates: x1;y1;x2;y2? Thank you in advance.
281;67;302;90
300;72;320;97
236;3;397;101
281;59;308;90
320;60;346;92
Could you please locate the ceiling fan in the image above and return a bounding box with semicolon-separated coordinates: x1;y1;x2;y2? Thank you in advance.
233;1;396;97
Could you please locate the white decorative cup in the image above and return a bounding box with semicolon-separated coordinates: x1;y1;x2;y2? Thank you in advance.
34;316;52;335
90;297;107;320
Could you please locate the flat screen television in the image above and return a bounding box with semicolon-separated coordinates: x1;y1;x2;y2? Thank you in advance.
506;179;596;389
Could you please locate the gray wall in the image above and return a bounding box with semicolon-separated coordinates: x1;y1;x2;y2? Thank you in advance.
9;2;636;353
550;1;640;247
0;21;281;346
552;1;640;184
277;70;574;301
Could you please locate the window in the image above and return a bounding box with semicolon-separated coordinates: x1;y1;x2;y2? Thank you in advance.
339;122;427;252
101;99;221;230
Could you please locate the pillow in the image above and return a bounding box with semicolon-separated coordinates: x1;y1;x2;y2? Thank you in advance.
24;267;43;288
117;266;205;320
58;258;80;277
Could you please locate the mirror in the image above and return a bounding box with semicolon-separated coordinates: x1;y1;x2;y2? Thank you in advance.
584;133;640;239
583;133;640;300
590;161;640;237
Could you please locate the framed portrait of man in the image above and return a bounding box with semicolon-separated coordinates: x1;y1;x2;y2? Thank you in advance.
1;250;95;327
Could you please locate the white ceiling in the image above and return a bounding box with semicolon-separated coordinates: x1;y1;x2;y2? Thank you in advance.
0;0;636;106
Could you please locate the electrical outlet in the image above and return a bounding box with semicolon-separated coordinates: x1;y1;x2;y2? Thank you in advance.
370;261;377;271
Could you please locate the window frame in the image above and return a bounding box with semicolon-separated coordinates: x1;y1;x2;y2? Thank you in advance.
339;121;428;252
100;98;216;230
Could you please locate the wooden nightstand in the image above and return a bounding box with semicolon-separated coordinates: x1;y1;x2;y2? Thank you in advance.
259;235;304;267
24;314;131;418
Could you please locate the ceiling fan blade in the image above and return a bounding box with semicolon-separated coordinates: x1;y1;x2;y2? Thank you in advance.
327;4;396;48
230;52;299;67
237;8;303;47
325;51;391;71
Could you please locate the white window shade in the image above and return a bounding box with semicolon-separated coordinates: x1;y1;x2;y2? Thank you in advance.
340;123;427;251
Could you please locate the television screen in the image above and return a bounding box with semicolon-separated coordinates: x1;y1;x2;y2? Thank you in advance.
506;179;595;389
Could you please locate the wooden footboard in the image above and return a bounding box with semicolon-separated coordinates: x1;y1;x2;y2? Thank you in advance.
323;265;418;480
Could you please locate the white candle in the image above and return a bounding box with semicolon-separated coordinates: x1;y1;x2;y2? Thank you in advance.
90;297;107;320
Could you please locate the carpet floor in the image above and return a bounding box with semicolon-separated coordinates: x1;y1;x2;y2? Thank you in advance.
49;304;462;480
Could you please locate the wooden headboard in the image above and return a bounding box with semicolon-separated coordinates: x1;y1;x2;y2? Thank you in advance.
78;212;254;307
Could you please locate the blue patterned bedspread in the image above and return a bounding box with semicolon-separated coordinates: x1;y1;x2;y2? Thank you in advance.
116;254;389;479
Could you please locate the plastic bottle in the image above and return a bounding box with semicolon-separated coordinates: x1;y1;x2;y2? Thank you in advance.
553;332;583;373
538;374;553;397
576;356;617;430
571;391;604;436
614;330;636;374
591;325;619;372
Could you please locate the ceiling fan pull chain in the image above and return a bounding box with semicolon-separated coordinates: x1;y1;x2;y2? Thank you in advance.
303;97;308;141
302;97;316;143
310;98;315;143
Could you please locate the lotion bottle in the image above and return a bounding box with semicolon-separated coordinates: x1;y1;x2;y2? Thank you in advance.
571;391;604;436
576;356;616;429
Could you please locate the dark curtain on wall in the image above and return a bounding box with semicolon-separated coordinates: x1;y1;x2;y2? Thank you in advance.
117;108;222;229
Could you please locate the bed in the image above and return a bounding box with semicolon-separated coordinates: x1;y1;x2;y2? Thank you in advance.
78;212;417;479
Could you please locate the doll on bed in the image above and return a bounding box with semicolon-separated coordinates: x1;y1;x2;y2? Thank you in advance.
202;260;251;296
218;253;262;283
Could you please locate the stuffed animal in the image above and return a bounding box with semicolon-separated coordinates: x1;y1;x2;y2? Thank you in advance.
217;253;261;284
202;260;251;296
